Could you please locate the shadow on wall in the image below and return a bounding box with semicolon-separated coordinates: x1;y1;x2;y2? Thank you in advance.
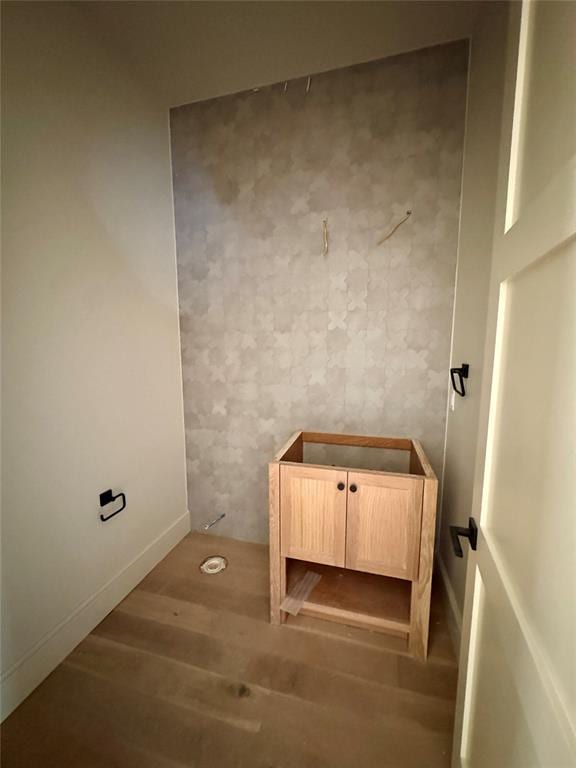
170;41;468;543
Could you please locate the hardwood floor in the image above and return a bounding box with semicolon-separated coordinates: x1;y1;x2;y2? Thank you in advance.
1;533;458;767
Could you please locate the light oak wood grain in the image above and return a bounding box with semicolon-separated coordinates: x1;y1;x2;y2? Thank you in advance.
1;533;456;768
271;433;438;657
268;461;282;624
280;459;419;481
273;430;304;462
280;464;347;567
302;431;413;450
409;475;438;660
300;602;410;636
287;559;411;624
287;559;411;637
345;472;424;580
409;439;436;479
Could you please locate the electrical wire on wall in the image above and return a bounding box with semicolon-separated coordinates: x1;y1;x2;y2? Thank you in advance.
377;210;412;245
274;74;413;256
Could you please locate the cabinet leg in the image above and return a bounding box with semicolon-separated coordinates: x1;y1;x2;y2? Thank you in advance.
279;556;286;624
270;556;286;624
270;557;282;624
409;580;431;660
409;475;437;660
269;461;283;625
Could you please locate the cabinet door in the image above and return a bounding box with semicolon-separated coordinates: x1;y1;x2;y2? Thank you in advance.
346;472;423;580
280;465;347;566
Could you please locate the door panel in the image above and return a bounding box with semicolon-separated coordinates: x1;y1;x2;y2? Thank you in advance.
465;577;539;768
487;242;576;718
345;472;423;580
280;464;347;566
454;1;576;765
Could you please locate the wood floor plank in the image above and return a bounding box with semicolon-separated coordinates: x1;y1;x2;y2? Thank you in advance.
118;589;403;691
138;533;269;597
2;533;457;767
173;584;453;687
1;668;199;768
82;620;453;737
67;634;266;734
137;533;456;665
68;634;452;768
119;588;457;711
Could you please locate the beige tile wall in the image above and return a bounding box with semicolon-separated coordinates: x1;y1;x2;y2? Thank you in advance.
171;42;467;542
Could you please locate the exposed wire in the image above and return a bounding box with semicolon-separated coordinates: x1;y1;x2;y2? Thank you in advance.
203;513;226;530
377;210;412;245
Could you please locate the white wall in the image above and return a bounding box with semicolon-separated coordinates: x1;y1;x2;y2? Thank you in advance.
1;2;188;718
439;1;510;641
87;0;481;108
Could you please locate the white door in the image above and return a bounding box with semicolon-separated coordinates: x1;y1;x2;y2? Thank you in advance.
453;2;576;766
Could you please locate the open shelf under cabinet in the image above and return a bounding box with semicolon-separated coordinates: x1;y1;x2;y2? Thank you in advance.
286;559;412;638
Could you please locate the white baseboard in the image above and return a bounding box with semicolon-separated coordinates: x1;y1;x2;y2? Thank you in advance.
0;511;190;721
436;553;463;656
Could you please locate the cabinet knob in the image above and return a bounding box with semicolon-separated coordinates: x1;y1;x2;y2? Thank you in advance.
337;482;345;491
350;484;358;493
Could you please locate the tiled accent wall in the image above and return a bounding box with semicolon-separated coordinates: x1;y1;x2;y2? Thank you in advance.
171;42;467;542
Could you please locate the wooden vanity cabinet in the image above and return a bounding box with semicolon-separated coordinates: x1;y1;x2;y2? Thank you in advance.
269;431;438;659
280;465;347;567
345;471;424;580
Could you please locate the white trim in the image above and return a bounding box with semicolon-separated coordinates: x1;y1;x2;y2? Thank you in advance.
0;511;190;721
166;108;190;524
438;40;472;540
504;0;534;233
436;553;463;655
458;567;484;766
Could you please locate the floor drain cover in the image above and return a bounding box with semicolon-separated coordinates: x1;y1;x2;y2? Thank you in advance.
199;555;228;575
